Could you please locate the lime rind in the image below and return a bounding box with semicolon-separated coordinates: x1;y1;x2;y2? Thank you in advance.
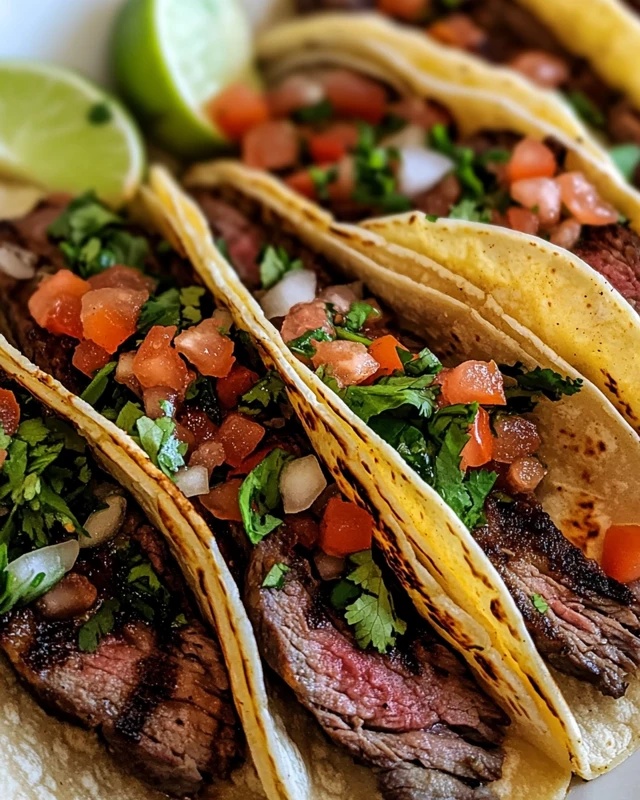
0;61;145;206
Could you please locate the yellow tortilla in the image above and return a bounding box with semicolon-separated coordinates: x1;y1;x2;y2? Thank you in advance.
172;160;640;780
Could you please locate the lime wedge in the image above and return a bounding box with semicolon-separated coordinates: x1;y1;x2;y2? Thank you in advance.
112;0;260;157
0;61;145;206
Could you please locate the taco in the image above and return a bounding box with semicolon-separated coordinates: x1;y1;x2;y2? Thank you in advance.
150;161;640;781
0;188;569;800
286;4;640;183
195;21;640;433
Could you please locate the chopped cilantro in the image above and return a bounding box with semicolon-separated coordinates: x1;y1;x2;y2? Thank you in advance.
309;165;338;201
344;301;379;333
215;237;230;260
352;124;412;213
180;285;205;325
137;288;181;334
477;148;511;165
135;416;187;479
238;372;285;415
78;598;121;652
80;362;117;406
566;91;606;129
531;593;549;614
500;362;582;413
334;327;373;345
115;401;144;434
260;246;303;290
370;417;434;485
87;102;112;125
292;98;334;123
609;143;640;182
262;562;290;589
288;327;334;358
449;198;492;223
430;124;484;198
338;375;438;424
238;448;293;545
336;550;407;654
425;214;439;222
398;346;443;377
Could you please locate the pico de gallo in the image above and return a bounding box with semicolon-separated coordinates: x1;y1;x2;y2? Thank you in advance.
295;0;640;184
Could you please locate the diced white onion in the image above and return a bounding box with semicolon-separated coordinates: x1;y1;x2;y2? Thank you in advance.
397;147;454;198
381;123;428;150
175;465;210;498
81;495;127;548
314;551;346;581
280;455;327;515
260;269;317;319
5;539;80;608
0;243;37;279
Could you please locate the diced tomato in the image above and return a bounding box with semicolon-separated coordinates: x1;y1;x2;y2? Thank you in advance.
228;444;277;477
510;177;561;227
0;388;20;436
555;172;619;226
319;497;374;556
506;456;546;493
211;307;233;334
217;365;259;410
208;83;270;141
427;14;486;51
88;265;155;293
133;326;191;394
175;422;196;455
72;339;111;378
438;360;506;406
143;386;179;419
268;74;325;118
387;96;451;130
284;513;320;549
0;450;6;469
214;412;265;468
28;269;90;339
285;169;317;200
506;206;540;235
201;478;243;522
175;318;235;378
281;299;334;344
492;416;541;463
601;524;640;584
506;138;557;182
460;408;493;471
311;341;379;389
178;407;218;444
318;69;387;125
550;217;582;250
318;284;359;315
508;50;570;90
190;441;226;478
115;351;142;397
327;157;356;202
377;0;430;21
242;120;300;171
308;123;359;164
81;288;148;353
367;335;405;379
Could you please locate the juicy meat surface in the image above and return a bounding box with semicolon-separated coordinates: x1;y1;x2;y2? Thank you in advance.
475;496;640;698
572;223;640;309
0;515;242;796
245;527;507;800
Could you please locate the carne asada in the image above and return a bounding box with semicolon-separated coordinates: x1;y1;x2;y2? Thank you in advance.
0;191;520;798
294;0;640;184
0;380;243;796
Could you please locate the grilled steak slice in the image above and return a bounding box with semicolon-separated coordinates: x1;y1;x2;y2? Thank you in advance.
378;764;497;800
0;514;242;796
572;224;640;309
475;496;640;698
245;527;507;800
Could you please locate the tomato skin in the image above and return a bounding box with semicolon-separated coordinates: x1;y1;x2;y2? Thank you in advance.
72;339;111;377
311;341;379;389
214;413;265;468
367;335;405;379
178;407;218;444
174;319;236;378
438;360;506;406
189;441;225;478
208;84;270;141
217;365;259;410
319;69;387;125
285;169;317;200
510;177;561;228
28;269;90;339
81;288;148;354
506;137;557;182
555;172;619;226
308;124;359;164
319;497;374;556
0;388;20;436
601;524;640;584
242;120;300;171
460;407;493;471
201;478;243;522
506;206;540;235
133;325;191;394
228;445;276;477
492;416;541;463
88;265;155;293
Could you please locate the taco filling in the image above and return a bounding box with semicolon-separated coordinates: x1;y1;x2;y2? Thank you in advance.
0;379;243;796
0;193;515;799
182;183;640;699
206;65;640;309
295;0;640;180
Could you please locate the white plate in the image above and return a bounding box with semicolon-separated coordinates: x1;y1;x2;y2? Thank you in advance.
0;1;636;796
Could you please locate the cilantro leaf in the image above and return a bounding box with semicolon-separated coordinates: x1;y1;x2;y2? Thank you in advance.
339;375;438;424
352;124;412;213
610;144;640;182
80;362;117;406
430;124;484;198
369;416;434;485
180;285;205;325
449;198;492;223
344;302;379;333
309;165;338;201
238;448;294;545
137;288;181;334
341;551;406;654
78;598;121;652
262;562;290;589
115;401;144;434
398;346;443;377
500;362;582;413
292;98;334;123
531;593;550;614
566;91;605;129
288;327;334;358
15;418;50;446
260;246;303;290
135;416;187;479
238;372;285;415
334;327;373;345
